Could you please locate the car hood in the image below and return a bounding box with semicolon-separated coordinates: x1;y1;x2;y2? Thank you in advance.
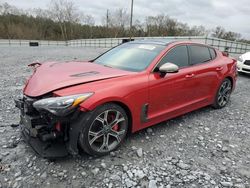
241;52;250;60
24;61;133;97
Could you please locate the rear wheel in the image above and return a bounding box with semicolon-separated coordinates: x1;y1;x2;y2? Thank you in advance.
79;103;128;156
213;78;232;109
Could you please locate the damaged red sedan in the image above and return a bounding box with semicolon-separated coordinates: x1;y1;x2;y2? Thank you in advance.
15;40;237;158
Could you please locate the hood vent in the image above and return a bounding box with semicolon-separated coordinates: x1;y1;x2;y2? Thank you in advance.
70;71;99;77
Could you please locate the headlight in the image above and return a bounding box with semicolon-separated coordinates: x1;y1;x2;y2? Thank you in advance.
238;56;243;62
33;93;93;116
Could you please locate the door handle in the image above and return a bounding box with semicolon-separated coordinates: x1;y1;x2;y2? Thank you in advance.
216;67;223;71
185;74;195;78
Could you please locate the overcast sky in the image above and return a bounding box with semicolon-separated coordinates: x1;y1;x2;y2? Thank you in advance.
2;0;250;39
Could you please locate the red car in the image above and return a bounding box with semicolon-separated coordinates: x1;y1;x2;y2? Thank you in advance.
15;40;237;158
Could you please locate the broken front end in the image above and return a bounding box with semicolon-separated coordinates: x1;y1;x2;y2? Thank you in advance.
15;93;93;158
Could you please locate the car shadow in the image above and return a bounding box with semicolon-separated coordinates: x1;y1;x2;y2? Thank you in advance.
47;105;220;164
127;105;212;140
54;105;214;163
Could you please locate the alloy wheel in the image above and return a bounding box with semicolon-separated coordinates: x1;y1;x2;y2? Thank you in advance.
217;79;232;107
88;109;127;153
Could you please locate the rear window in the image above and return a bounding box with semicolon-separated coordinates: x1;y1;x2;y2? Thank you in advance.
189;45;211;65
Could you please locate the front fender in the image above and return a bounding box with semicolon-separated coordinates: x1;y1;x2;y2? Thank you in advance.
79;95;132;112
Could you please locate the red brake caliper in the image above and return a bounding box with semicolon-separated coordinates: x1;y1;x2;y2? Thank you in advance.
112;124;119;131
55;122;61;132
110;114;119;131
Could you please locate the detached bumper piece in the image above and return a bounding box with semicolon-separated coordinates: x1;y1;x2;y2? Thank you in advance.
15;97;81;158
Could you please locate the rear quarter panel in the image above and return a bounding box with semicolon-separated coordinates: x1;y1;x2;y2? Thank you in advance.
214;50;237;94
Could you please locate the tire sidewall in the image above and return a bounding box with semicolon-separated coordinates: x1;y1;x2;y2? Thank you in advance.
79;103;128;156
213;78;232;109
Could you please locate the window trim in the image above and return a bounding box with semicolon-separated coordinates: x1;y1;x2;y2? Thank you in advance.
152;44;190;72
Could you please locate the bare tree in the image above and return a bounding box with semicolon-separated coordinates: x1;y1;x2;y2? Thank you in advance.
212;26;241;41
188;25;207;36
32;8;51;19
133;19;143;37
145;14;210;37
80;13;95;38
212;26;226;38
146;15;175;36
81;14;95;26
223;31;241;41
0;2;24;39
48;0;80;40
0;2;23;15
0;1;247;41
108;8;130;37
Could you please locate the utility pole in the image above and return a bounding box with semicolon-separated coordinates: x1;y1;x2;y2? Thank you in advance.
106;9;109;28
129;0;134;40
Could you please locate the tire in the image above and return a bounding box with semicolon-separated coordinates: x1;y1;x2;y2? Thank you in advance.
78;103;128;156
212;78;232;109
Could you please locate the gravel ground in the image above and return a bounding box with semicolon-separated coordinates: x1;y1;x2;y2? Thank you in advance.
0;47;250;188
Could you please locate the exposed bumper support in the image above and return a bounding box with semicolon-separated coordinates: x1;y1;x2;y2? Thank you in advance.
15;98;84;159
20;123;69;158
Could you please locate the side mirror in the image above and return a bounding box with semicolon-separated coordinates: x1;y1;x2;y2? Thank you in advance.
159;63;179;77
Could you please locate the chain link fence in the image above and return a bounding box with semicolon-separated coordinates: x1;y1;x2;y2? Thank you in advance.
1;36;249;55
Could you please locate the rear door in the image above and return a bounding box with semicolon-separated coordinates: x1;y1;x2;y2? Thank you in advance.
187;45;220;102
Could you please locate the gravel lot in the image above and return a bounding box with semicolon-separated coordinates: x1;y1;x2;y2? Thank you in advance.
0;47;250;188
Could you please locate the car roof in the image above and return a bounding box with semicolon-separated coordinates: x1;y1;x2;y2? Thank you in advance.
128;39;176;46
127;39;211;47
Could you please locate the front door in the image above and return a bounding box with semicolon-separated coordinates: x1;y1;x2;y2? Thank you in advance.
148;45;199;121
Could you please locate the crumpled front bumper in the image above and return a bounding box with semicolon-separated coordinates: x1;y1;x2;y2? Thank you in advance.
20;121;69;158
15;98;83;159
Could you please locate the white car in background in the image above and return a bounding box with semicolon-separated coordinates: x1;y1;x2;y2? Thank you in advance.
237;52;250;74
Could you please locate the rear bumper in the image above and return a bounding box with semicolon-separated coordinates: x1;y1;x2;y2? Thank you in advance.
15;98;83;158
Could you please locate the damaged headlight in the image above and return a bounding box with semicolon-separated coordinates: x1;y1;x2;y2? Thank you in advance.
33;93;93;116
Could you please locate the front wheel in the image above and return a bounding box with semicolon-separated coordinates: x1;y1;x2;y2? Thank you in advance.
213;78;232;109
79;103;128;156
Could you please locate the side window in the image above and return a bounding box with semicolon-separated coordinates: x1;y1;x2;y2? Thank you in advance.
209;48;216;60
157;45;189;69
189;45;211;65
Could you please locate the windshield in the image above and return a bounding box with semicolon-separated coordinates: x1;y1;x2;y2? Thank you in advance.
94;43;165;72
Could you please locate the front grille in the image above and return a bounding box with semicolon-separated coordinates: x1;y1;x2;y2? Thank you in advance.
242;68;250;72
244;60;250;66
